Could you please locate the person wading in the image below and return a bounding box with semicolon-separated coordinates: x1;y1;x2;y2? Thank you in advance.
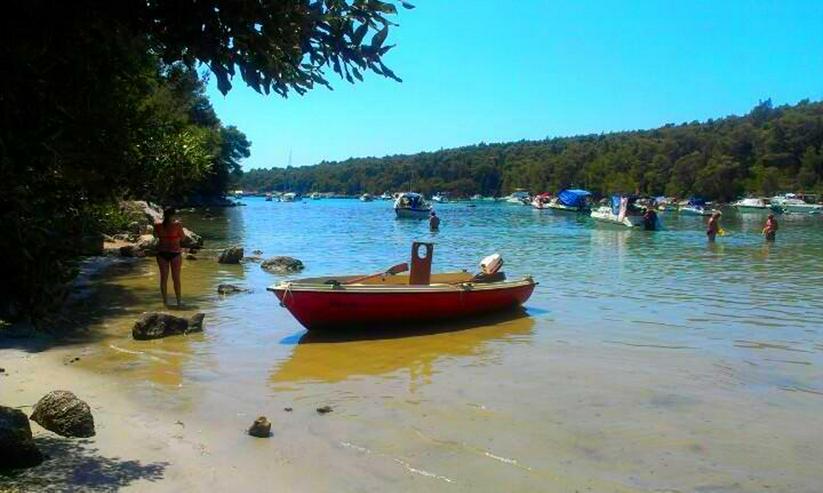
763;213;778;241
154;208;184;306
429;211;441;231
706;211;721;242
643;206;658;231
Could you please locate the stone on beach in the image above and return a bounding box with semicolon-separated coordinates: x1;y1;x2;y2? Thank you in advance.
0;406;44;469
316;405;333;415
218;246;244;264
248;416;271;438
261;256;304;274
217;284;249;295
132;312;206;340
29;391;96;438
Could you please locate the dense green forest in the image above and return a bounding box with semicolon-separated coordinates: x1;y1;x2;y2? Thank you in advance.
1;0;409;320
237;99;823;200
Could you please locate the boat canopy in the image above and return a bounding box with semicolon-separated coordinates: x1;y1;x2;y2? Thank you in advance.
557;189;591;207
396;192;427;209
687;197;706;206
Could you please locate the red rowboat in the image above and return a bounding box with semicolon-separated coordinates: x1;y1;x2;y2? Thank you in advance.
268;243;536;331
269;273;536;331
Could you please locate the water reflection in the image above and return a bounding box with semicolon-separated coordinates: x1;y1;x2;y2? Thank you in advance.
270;311;535;389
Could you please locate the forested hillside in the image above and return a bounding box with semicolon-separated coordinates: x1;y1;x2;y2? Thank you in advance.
238;99;823;200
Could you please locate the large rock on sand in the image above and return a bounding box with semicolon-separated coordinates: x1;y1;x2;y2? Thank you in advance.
132;312;206;340
261;256;304;274
0;406;44;469
30;391;95;438
217;284;248;295
218;247;244;264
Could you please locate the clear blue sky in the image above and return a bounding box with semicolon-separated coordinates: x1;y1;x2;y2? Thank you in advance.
206;0;823;170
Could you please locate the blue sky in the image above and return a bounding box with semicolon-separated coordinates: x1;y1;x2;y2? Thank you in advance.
206;0;823;170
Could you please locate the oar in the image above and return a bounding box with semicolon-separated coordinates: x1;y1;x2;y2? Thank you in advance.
343;262;409;285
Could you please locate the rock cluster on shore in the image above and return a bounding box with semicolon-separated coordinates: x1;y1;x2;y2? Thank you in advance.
132;312;206;340
248;416;271;438
103;201;203;257
218;246;244;264
29;391;96;438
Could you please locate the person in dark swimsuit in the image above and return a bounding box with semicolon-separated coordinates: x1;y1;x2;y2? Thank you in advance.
429;211;440;231
643;207;658;231
706;211;721;242
153;208;183;306
763;214;778;241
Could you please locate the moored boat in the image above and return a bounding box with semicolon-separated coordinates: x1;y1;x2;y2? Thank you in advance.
770;194;822;214
505;189;530;205
281;192;300;202
268;243;536;331
394;192;432;219
360;193;374;202
679;197;715;216
590;195;645;227
380;192;393;200
546;189;592;212
432;192;449;203
264;193;273;201
732;197;769;210
530;192;552;209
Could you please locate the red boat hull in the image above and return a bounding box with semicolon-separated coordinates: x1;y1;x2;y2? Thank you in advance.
272;281;536;331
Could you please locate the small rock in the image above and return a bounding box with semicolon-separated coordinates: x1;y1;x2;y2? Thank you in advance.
316;406;333;415
252;250;263;255
136;234;158;254
189;248;199;255
0;367;5;373
248;416;271;438
218;246;244;264
180;228;203;249
119;245;137;257
283;407;293;412
30;391;95;438
0;405;44;469
243;256;262;263
185;254;197;260
132;312;206;340
217;284;248;295
261;256;304;274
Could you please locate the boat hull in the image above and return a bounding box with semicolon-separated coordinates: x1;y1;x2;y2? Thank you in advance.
395;207;431;219
590;209;644;227
271;280;536;331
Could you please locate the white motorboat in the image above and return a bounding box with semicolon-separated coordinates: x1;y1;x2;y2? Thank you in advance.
264;193;273;201
590;195;645;227
731;197;769;210
470;194;482;201
394;192;432;219
281;192;300;202
505;190;530;205
360;193;374;202
531;193;551;209
679;198;715;216
310;192;322;200
432;192;449;203
770;194;822;214
380;192;393;200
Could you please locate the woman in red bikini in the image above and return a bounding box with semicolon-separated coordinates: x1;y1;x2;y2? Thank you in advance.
154;208;184;306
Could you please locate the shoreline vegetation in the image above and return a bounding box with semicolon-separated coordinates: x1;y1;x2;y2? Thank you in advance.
236;99;823;201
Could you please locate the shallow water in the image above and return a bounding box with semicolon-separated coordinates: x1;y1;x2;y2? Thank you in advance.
69;199;823;491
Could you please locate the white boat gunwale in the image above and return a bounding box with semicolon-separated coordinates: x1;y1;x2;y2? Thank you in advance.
267;277;536;294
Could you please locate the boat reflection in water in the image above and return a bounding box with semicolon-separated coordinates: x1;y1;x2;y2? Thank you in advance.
270;309;535;390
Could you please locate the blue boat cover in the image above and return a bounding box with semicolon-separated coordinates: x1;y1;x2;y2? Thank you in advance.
610;195;638;215
557;189;592;207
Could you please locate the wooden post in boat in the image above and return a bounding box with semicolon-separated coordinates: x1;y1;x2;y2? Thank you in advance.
409;242;434;285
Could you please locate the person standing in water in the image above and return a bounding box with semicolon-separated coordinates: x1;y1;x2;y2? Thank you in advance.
429;211;441;231
706;211;721;242
643;206;658;231
763;213;778;241
153;208;184;306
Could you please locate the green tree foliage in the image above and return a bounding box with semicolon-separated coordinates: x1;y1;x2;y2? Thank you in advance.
0;0;409;320
236;100;823;200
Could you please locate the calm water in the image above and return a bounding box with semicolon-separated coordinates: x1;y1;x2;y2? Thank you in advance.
73;198;823;491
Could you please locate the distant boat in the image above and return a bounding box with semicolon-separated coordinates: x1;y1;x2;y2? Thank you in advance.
233;190;244;198
770;194;822;214
679;197;715;216
505;190;530;205
360;193;374;202
310;192;322;200
394;192;432;219
281;192;300;202
470;194;482;201
546;189;592;212
264;193;273;201
432;192;449;203
732;197;769;210
380;192;393;200
590;195;645;227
